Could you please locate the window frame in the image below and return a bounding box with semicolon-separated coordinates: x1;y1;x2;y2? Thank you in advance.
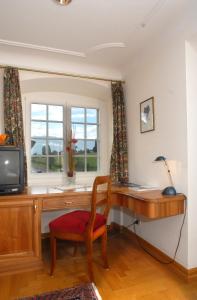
70;106;100;172
30;103;65;174
23;93;112;186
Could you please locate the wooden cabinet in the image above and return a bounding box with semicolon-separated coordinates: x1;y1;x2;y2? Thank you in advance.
0;196;43;275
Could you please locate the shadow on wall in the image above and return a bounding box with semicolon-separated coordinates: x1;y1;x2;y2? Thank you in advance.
20;76;111;102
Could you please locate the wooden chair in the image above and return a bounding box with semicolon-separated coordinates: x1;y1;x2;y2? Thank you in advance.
49;175;111;282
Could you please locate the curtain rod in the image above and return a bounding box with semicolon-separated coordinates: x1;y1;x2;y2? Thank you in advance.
0;64;125;84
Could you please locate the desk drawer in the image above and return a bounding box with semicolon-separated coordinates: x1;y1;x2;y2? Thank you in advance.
111;193;134;209
42;195;91;211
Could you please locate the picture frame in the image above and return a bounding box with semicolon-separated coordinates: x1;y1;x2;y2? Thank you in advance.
140;97;155;133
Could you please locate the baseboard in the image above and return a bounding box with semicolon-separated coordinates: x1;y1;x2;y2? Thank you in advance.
109;222;197;282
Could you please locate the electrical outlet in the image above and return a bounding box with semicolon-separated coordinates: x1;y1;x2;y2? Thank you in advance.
135;219;141;225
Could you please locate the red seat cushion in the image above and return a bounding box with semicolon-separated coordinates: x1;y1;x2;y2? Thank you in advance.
49;210;106;234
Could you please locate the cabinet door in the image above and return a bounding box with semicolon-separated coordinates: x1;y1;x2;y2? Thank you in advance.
0;199;40;257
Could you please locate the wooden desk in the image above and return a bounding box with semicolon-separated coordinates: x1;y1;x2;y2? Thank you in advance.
0;185;186;275
111;186;185;219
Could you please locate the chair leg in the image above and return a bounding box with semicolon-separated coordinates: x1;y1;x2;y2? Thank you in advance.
101;230;109;269
50;233;56;276
73;242;78;257
86;240;94;282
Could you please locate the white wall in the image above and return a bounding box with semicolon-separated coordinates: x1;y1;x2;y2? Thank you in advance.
0;44;122;81
186;42;197;268
123;32;188;267
117;0;197;269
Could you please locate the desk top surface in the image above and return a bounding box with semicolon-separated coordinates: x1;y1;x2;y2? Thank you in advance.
0;184;186;203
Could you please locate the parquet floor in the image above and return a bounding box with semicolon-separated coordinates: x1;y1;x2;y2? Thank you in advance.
1;232;197;300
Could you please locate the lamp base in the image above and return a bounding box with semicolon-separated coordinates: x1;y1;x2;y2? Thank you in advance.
162;186;176;196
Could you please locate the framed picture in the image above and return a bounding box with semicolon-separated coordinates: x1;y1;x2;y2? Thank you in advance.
140;97;155;133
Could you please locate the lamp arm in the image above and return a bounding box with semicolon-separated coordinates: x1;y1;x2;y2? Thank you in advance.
164;160;174;187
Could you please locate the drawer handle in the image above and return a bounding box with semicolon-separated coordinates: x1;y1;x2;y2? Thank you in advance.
64;201;73;205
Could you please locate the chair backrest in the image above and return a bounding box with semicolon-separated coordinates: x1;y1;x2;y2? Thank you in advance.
86;176;111;235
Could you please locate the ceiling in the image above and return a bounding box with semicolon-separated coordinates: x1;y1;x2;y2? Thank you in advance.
0;0;187;72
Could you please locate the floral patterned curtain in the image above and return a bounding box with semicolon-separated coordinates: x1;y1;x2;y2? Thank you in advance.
4;67;27;184
110;82;128;183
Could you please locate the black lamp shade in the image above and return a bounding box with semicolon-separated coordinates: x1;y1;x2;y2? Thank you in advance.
154;156;166;161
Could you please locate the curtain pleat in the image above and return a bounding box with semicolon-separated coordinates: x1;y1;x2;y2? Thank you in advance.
4;67;27;185
110;82;128;183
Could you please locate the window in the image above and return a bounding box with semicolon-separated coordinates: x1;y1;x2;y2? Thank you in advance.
31;104;64;173
71;107;99;172
30;104;99;174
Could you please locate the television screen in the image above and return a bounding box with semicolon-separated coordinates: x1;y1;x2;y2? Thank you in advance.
0;151;20;185
0;146;24;194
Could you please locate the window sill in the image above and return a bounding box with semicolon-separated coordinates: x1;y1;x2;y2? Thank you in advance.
28;171;104;186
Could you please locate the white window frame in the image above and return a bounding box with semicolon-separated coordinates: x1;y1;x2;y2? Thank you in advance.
23;93;112;186
70;106;100;172
30;103;65;174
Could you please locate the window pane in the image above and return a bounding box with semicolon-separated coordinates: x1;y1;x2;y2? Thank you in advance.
31;139;46;155
49;156;63;172
73;140;85;155
31;104;47;121
48;122;63;138
48;105;63;121
31;157;47;173
87;125;97;139
71;107;85;123
74;157;85;172
86;109;97;123
48;140;64;155
31;104;46;120
87;157;97;171
86;140;97;154
72;124;84;139
31;121;46;137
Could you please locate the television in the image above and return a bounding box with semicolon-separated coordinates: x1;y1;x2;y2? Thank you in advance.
0;146;24;195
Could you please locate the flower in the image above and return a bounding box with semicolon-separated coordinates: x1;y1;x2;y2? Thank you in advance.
66;130;77;177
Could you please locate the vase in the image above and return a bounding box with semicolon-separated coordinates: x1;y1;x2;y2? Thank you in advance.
0;134;8;145
67;171;76;185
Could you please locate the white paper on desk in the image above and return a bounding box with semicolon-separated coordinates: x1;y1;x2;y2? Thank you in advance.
55;184;84;191
129;186;158;192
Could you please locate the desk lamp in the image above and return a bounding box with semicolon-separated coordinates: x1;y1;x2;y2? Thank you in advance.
154;156;176;195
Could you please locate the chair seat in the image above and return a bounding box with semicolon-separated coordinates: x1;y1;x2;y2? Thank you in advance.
49;210;106;235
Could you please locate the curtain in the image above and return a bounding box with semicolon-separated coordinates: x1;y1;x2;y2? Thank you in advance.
4;67;27;184
110;82;128;183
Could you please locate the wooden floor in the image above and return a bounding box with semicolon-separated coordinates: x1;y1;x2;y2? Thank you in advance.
1;232;197;300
